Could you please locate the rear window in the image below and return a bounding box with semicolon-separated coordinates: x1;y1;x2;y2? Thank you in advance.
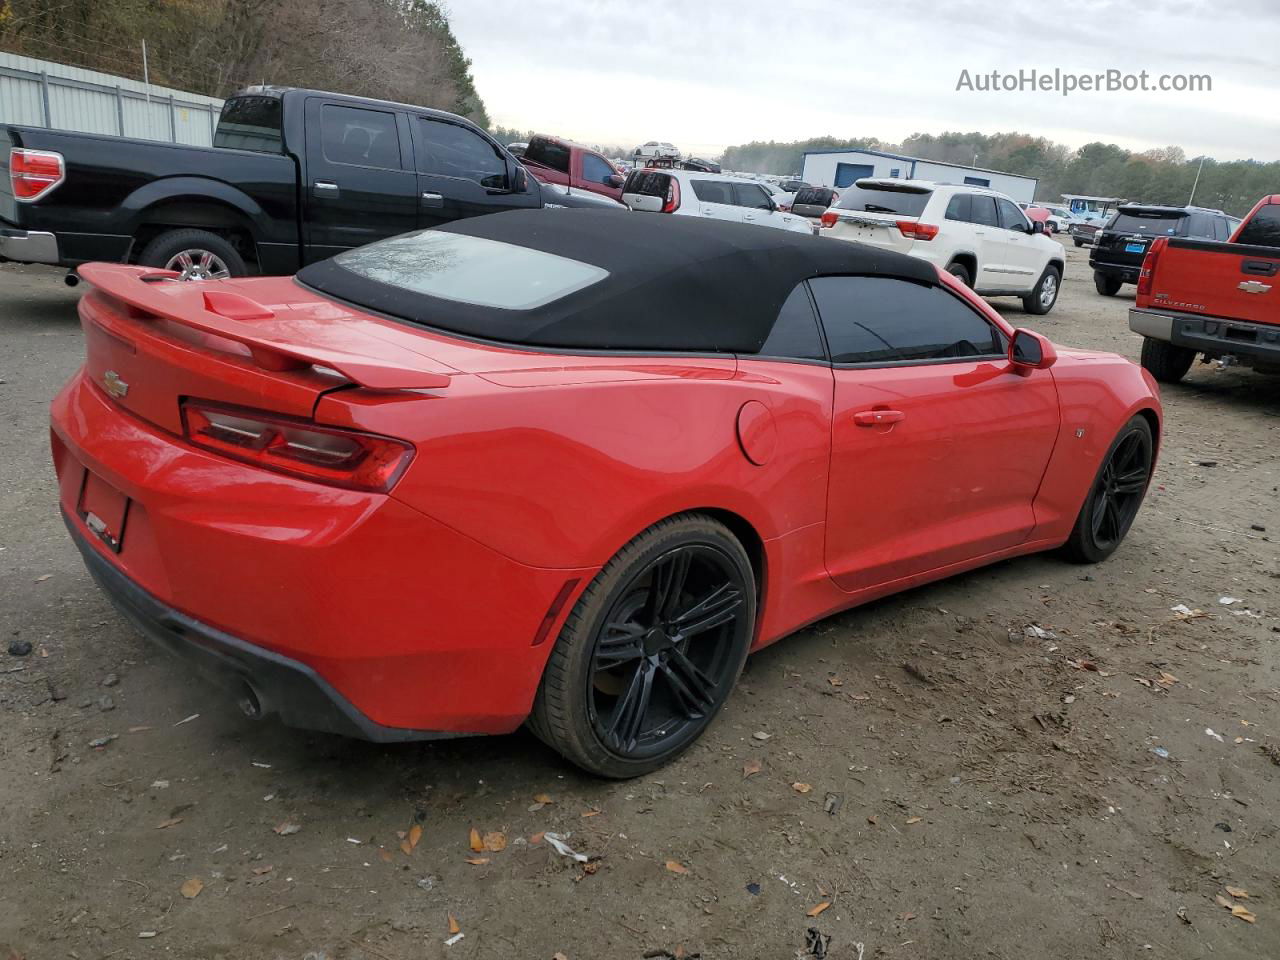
793;187;834;208
835;184;932;217
1110;209;1187;235
624;170;673;197
1237;204;1280;247
330;231;608;310
214;96;283;154
524;137;570;173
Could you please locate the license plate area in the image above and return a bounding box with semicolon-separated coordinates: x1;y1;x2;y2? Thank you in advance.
78;468;130;553
1125;242;1147;254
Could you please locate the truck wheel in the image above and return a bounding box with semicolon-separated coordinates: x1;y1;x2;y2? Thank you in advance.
1139;337;1196;384
138;229;247;280
1073;238;1085;248
1094;272;1122;296
1022;265;1060;315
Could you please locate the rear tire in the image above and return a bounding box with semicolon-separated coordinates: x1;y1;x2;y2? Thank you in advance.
529;514;756;778
1073;238;1085;248
138;229;247;280
1022;265;1060;315
1062;416;1154;564
1094;271;1122;296
1139;336;1196;384
946;261;971;286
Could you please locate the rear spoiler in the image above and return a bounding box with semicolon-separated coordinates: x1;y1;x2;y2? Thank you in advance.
76;264;452;390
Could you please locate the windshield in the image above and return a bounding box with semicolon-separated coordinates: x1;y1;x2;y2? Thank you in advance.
214;96;283;154
835;184;932;216
1110;210;1187;234
327;231;608;310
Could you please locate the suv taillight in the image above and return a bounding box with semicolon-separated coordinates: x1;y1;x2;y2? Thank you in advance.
181;401;414;493
10;148;65;202
820;210;838;228
1136;236;1167;298
897;220;939;241
661;177;681;213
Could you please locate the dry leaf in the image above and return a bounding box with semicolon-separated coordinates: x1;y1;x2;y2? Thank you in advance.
743;758;762;779
867;815;878;825
806;902;831;917
252;865;274;876
407;824;423;851
399;838;413;856
483;831;507;853
179;877;203;899
792;782;812;794
156;817;183;830
581;809;601;818
469;827;484;852
827;676;843;687
898;911;917;922
1156;672;1179;687
1215;894;1234;909
34;574;52;583
447;913;461;935
464;856;490;866
273;821;301;836
906;816;923;825
1231;905;1257;923
533;793;553;805
377;846;394;862
529;832;545;845
1226;886;1249;899
665;860;689;875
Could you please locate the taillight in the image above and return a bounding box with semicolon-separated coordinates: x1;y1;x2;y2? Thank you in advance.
10;148;65;202
180;401;414;493
897;220;939;241
1137;236;1167;298
661;177;681;213
820;210;838;228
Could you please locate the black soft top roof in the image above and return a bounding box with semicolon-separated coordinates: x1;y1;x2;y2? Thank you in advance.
297;209;939;353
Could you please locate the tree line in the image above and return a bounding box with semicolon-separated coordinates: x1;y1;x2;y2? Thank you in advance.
0;0;488;126
720;133;1277;217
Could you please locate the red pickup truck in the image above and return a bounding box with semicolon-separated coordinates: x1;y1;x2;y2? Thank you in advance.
520;134;625;202
1129;195;1280;382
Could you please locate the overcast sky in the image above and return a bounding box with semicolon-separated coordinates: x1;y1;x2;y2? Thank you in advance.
449;0;1278;162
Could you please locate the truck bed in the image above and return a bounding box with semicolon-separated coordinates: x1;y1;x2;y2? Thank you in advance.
1138;237;1280;328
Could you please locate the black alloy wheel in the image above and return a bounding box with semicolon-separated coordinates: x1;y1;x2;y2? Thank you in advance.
529;515;755;778
1063;416;1154;563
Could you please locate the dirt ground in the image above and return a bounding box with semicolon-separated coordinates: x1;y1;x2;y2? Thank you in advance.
1;245;1278;960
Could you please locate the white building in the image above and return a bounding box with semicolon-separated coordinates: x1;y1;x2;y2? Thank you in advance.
800;148;1038;205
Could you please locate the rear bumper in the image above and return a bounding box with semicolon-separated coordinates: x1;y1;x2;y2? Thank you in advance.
1090;259;1141;283
0;227;58;264
1130;308;1280;362
66;512;452;742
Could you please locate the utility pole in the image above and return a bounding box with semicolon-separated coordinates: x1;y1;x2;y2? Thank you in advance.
141;39;152;106
1188;155;1206;206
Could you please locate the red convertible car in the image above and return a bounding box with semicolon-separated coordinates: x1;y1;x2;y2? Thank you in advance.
51;210;1161;777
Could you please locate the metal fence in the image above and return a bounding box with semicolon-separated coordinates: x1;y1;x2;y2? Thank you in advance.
0;52;224;146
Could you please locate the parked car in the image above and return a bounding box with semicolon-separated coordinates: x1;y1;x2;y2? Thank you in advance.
1023;205;1056;234
790;186;839;221
0;87;540;279
1091;204;1237;296
1128;194;1280;382
52;209;1161;776
756;180;797;212
520;134;625;202
779;179;810;193
537;179;629;210
633;141;679;160
680;157;721;173
820;179;1066;314
506;141;529;157
1038;204;1082;233
620;169;813;234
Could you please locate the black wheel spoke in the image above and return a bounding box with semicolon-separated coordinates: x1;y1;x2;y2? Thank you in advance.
661;648;718;719
671;582;742;638
605;661;655;752
1113;466;1148;495
646;551;691;625
1091;492;1110;538
595;621;646;668
1103;496;1123;541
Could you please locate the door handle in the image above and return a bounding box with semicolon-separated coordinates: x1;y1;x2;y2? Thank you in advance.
420;192;444;208
854;409;905;426
312;180;339;198
1241;259;1278;277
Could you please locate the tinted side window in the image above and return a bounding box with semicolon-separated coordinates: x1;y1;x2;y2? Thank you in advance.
945;193;972;222
321;105;401;169
1237;206;1280;246
624;170;672;198
582;154;614;184
691;179;734;204
997;198;1028;231
757;286;826;361
523;137;571;173
970;195;999;227
215;96;283;154
734;183;773;210
809;276;1004;365
1212;217;1231;241
418;119;507;187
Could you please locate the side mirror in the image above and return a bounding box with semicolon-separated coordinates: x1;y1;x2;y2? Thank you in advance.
1009;328;1057;369
605;174;624;188
1032;220;1045;234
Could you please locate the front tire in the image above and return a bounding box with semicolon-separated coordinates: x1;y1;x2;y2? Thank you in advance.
1073;238;1085;248
1062;416;1153;564
1094;271;1123;296
1023;265;1061;315
946;261;972;286
529;514;756;778
1140;337;1196;383
138;228;247;280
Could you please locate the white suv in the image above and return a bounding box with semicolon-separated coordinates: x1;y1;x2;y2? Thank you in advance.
621;168;813;235
821;179;1066;314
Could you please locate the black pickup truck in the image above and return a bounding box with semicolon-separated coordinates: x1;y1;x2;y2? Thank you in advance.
0;86;575;279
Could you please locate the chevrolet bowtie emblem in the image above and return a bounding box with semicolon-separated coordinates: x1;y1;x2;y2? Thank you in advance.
102;370;129;399
1238;280;1272;294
